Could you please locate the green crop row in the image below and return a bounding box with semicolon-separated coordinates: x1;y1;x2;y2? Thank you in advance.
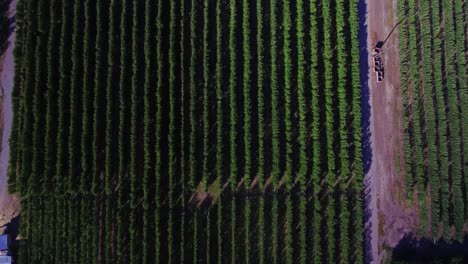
309;1;322;261
42;0;59;193
269;0;280;187
282;0;293;189
336;0;351;259
117;0;131;261
92;0;108;194
296;0;307;188
67;0;83;193
418;0;441;238
130;0;140;262
30;0;48;195
80;0;93;195
215;1;224;261
322;0;337;262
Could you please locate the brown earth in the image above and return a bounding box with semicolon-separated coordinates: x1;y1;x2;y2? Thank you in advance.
366;0;419;262
0;0;20;227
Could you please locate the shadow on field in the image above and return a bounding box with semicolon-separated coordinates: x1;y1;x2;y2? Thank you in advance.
359;0;371;177
357;0;372;263
0;0;14;57
392;233;468;262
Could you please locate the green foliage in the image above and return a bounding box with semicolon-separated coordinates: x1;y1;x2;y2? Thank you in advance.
454;0;468;224
13;0;369;262
270;0;280;186
178;0;187;261
244;199;250;264
337;0;352;260
349;1;364;261
202;0;210;187
399;0;467;241
7;0;25;192
256;0;265;189
80;198;89;262
188;0;197;191
408;0;427;233
271;197;278;264
31;0;49;195
258;199;265;264
418;0;441;238
105;0;117;196
80;0;93;195
309;1;322;260
53;0;71;196
242;0;252;187
229;0;238;189
92;0;109;195
67;0;83;194
18;0;35;195
130;0;140;262
215;1;224;260
43;0;60;194
117;0;131;260
322;0;337;261
296;0;307;188
284;198;293;263
282;0;293;190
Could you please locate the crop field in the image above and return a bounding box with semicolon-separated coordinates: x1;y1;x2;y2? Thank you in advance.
398;0;467;240
9;0;365;263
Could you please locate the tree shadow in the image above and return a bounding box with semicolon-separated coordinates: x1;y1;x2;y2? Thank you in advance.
357;0;373;263
0;0;14;57
358;0;372;177
392;233;468;262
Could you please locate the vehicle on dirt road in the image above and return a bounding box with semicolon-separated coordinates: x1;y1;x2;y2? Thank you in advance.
372;45;384;82
0;235;11;264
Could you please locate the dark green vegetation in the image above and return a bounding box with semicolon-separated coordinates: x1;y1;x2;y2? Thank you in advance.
398;0;467;241
10;0;364;263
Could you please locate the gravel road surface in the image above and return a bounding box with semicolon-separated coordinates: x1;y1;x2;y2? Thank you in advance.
365;0;419;262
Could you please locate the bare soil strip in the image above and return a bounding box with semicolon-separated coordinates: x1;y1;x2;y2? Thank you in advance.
366;0;419;262
0;0;19;227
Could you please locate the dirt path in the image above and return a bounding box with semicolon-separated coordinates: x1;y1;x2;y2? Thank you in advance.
365;0;419;262
0;0;19;227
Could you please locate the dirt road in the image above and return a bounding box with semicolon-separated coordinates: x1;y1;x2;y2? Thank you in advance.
365;0;419;262
0;0;19;227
